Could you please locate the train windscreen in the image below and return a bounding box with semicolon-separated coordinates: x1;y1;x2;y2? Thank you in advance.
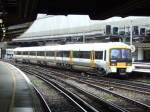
110;48;132;62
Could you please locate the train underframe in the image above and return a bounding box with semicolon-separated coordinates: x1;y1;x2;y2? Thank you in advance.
14;57;133;76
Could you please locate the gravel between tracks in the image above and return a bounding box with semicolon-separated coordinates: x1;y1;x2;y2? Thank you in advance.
27;74;83;112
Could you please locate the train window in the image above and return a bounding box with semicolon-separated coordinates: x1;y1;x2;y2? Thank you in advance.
55;51;57;57
37;51;45;56
47;51;54;56
74;51;80;58
23;51;28;55
85;51;90;59
30;51;36;56
74;51;90;59
63;51;70;57
17;51;21;55
95;51;103;59
26;52;28;55
104;50;106;61
57;51;63;57
80;51;83;58
80;51;90;59
41;51;45;56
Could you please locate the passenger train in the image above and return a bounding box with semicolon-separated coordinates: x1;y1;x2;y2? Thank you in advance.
13;42;134;76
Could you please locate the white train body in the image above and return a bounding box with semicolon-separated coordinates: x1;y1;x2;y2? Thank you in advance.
5;49;14;59
13;42;133;75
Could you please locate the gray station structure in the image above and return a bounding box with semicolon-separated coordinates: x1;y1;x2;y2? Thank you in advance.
6;15;150;62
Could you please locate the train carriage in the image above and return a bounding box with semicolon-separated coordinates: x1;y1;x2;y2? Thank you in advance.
13;42;134;76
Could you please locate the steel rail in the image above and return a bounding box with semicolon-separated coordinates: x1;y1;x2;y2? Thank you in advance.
19;65;127;112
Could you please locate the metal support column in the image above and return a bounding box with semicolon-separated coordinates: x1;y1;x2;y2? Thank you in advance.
83;34;85;43
130;20;133;45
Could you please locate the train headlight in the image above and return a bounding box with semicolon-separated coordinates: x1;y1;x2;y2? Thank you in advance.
127;63;132;66
110;62;116;66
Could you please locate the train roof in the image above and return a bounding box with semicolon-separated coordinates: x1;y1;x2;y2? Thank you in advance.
14;42;130;51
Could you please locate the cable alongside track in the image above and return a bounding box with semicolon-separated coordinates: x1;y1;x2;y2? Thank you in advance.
12;62;150;112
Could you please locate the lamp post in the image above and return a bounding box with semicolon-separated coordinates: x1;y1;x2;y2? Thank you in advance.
130;20;133;45
83;34;85;43
129;20;136;63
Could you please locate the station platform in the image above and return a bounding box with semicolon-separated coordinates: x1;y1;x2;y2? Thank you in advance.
0;61;43;112
133;62;150;73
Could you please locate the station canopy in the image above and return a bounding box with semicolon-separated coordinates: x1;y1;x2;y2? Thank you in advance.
13;14;150;42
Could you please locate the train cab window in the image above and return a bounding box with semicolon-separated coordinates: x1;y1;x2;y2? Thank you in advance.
95;51;103;59
110;49;131;61
110;49;121;59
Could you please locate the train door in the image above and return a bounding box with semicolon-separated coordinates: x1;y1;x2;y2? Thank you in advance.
69;50;73;65
90;50;95;68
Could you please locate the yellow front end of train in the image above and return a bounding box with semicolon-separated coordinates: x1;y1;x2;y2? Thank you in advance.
108;46;133;75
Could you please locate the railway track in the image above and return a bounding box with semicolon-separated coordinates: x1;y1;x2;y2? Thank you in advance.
28;73;95;112
25;62;150;95
5;61;51;112
51;65;150;94
19;66;126;112
12;62;150;112
32;84;52;112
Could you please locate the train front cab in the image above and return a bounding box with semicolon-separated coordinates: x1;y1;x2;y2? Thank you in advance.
107;46;133;75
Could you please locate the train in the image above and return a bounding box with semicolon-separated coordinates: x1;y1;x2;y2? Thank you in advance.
13;42;134;76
